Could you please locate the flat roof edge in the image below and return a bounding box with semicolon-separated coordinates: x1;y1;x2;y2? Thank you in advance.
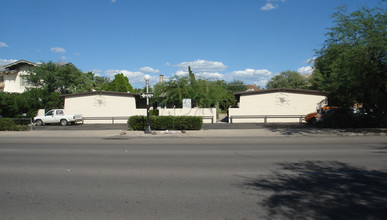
234;88;326;96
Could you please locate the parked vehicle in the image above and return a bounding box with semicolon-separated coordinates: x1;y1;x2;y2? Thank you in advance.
305;106;337;124
321;107;359;127
304;112;318;124
34;109;83;126
316;106;338;123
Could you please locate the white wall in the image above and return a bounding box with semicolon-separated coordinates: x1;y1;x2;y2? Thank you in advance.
36;109;45;116
158;108;216;123
3;69;32;93
63;93;216;124
229;92;326;123
64;94;146;124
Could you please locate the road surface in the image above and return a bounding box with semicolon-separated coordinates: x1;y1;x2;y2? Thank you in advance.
1;136;386;219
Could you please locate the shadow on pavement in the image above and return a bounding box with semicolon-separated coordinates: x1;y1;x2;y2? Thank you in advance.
242;161;387;220
264;124;387;136
33;124;128;130
33;122;387;136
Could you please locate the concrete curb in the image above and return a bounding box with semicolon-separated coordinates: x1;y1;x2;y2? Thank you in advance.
0;128;386;138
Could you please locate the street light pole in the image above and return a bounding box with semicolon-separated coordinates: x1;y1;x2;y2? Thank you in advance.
144;75;152;134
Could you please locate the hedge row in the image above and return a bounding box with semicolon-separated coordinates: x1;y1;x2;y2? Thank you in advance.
0;118;29;131
128;116;203;130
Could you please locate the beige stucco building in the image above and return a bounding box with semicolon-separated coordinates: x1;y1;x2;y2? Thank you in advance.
62;91;217;124
62;91;147;124
0;60;37;93
229;88;326;123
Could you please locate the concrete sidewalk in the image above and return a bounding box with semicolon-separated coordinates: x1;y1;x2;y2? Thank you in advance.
0;127;386;138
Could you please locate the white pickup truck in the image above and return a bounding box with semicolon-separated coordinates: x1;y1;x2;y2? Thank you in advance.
34;109;83;126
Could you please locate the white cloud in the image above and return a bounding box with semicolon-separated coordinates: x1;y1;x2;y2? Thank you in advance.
0;58;18;66
0;42;8;47
261;3;277;11
297;66;314;74
224;68;273;88
200;72;224;79
139;66;160;74
172;59;227;80
175;69;224;79
176;59;227;72
165;62;171;66
255;79;269;88
50;47;66;53
111;0;116;2
105;69;140;79
104;69;159;87
175;69;188;77
260;0;286;11
230;68;272;77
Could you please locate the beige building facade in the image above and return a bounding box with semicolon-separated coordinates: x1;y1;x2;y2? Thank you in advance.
229;88;326;123
62;91;216;124
63;91;146;124
0;60;37;93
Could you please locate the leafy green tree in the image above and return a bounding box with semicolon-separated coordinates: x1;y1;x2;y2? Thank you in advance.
133;88;145;93
94;76;111;91
153;76;189;108
106;73;134;93
84;71;111;91
133;86;153;93
27;61;92;94
312;2;386;113
266;70;309;89
227;80;248;93
210;80;236;110
0;88;62;118
153;67;235;110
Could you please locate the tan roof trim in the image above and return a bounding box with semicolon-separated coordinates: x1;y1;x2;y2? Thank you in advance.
234;88;326;96
60;91;141;98
3;60;37;69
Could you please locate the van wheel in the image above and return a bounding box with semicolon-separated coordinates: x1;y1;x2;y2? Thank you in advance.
60;119;68;126
35;120;43;126
310;117;317;125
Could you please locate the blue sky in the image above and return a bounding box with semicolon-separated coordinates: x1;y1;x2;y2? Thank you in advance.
0;0;381;88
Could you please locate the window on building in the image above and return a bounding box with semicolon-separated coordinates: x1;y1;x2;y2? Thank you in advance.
20;75;31;86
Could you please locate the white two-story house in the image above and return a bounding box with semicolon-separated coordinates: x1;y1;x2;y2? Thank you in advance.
0;60;37;93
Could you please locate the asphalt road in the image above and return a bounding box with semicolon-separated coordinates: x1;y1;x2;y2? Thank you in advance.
1;136;386;220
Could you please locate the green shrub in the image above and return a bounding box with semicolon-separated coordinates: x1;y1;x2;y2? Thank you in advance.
128;115;203;131
128;116;146;130
152;116;174;130
175;116;203;130
149;109;159;116
0;118;28;131
0;118;16;131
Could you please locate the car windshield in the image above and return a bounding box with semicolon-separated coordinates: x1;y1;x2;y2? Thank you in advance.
46;111;53;116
